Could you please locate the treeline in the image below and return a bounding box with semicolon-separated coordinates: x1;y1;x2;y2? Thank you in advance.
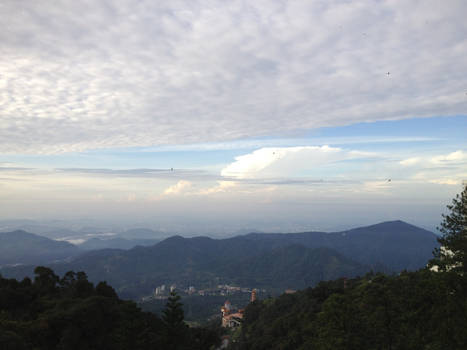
235;270;467;349
0;267;220;350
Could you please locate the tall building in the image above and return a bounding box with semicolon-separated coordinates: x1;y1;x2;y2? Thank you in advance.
250;289;257;302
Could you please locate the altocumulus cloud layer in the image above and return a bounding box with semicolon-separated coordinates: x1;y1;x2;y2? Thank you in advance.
1;0;467;154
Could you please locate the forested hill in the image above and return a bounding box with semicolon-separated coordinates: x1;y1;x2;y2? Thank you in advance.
242;220;439;271
0;221;438;299
216;245;367;290
0;267;220;349
235;268;467;349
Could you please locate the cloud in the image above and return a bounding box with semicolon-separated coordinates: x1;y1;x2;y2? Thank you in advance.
429;178;462;185
163;180;193;195
431;150;466;164
0;167;33;172
406;150;467;185
0;1;466;154
198;180;237;195
56;167;217;180
0;162;33;172
359;180;394;194
220;146;467;190
221;145;373;179
139;136;439;152
401;150;467;169
221;147;288;179
400;157;421;166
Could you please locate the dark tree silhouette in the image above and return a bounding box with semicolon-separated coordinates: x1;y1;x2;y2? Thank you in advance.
33;266;59;295
431;184;467;274
162;291;188;348
163;290;185;328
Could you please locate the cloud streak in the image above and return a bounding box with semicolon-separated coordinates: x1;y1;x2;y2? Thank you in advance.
55;167;215;180
0;0;466;154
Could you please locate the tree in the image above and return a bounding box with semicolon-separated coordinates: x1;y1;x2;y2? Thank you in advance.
431;185;467;274
34;266;59;295
162;291;187;348
95;281;118;299
162;291;185;329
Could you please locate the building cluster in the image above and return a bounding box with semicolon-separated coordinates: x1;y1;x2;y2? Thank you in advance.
153;284;176;298
221;289;257;329
141;282;263;302
216;284;259;295
221;300;244;328
182;283;262;297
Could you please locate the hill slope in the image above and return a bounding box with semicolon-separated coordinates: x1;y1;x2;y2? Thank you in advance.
217;245;367;290
241;220;439;271
0;230;80;266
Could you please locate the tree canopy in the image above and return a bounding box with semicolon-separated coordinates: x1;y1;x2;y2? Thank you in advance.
431;184;467;274
0;268;220;350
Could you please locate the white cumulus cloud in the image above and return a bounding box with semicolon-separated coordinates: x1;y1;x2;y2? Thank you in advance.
400;157;422;166
431;150;466;164
163;180;193;195
221;145;373;179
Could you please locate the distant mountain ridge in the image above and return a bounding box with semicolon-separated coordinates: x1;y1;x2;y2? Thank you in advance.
0;221;439;299
241;220;439;271
0;230;81;266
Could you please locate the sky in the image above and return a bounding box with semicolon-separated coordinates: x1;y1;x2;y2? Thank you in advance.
1;0;466;234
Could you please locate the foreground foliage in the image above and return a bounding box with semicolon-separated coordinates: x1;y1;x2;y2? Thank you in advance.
431;185;467;274
0;267;220;350
235;270;467;349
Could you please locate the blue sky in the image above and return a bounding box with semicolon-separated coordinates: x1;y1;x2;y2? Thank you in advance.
1;1;466;234
3;115;465;170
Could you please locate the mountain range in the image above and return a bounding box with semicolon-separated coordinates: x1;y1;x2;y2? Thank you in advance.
0;221;439;298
